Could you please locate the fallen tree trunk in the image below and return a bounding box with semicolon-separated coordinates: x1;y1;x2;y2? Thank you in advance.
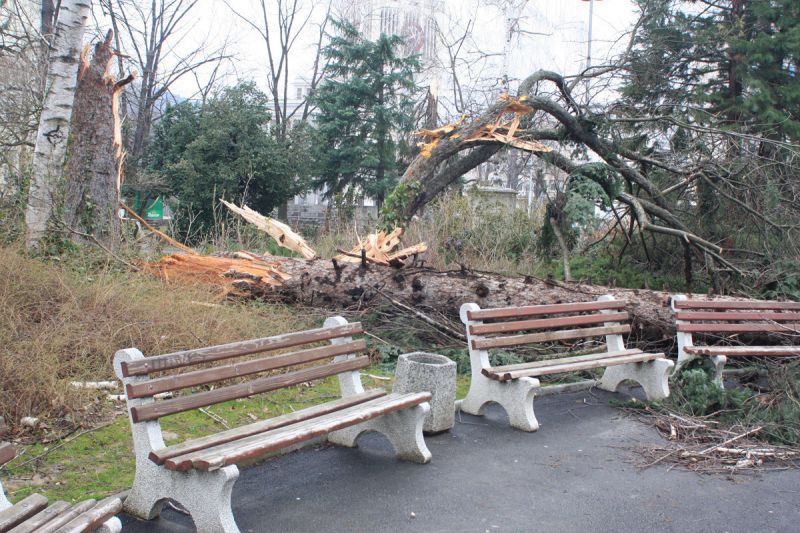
263;255;680;342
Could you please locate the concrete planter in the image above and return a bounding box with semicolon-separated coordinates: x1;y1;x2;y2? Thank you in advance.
394;352;457;434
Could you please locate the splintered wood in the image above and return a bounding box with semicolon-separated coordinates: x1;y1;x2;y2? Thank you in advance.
220;200;317;259
335;228;427;266
148;252;290;296
415;94;552;157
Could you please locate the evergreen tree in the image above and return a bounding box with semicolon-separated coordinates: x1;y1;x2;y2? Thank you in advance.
146;82;311;237
623;0;800;141
311;19;420;208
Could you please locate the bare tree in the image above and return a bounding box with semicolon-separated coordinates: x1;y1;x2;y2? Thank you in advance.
25;0;92;250
105;0;230;163
225;0;329;139
0;0;46;195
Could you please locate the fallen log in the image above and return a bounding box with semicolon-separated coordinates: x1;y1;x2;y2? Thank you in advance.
258;254;680;341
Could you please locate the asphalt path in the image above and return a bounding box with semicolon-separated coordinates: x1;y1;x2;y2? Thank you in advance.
121;388;798;532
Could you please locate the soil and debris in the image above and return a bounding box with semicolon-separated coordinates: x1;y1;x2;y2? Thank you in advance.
625;405;799;475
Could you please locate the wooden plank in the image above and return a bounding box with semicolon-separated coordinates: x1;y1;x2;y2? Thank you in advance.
0;443;14;466
0;494;49;532
684;346;800;357
131;356;371;423
51;496;122;533
676;323;800;334
673;300;800;311
121;322;363;376
166;392;431;472
469;312;628;335
487;349;643;373
8;502;71;533
485;352;664;381
467;300;625;321
676;311;800;322
471;325;630;350
34;500;95;533
127;340;367;399
149;389;387;465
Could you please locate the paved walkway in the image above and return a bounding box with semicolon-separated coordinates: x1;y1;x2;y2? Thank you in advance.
121;388;798;532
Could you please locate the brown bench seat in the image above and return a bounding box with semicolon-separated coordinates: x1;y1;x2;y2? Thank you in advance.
459;295;673;431
482;349;663;381
0;443;122;533
671;296;800;382
114;316;432;533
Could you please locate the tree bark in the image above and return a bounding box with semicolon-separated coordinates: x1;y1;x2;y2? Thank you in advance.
25;0;92;250
262;255;682;343
63;30;135;247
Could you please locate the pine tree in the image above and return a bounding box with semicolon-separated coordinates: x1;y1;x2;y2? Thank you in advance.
623;0;800;141
311;19;420;208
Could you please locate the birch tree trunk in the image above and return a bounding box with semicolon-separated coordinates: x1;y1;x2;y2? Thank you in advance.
25;0;92;250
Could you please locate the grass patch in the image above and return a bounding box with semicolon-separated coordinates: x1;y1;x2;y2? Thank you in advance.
0;245;319;431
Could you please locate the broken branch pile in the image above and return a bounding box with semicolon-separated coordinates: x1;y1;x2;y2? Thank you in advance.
627;406;799;474
335;228;427;266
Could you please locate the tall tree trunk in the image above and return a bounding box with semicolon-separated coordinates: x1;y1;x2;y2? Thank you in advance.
63;30;135;247
25;0;92;250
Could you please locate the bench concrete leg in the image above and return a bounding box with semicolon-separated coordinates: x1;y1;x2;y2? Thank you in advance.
0;481;11;511
674;355;726;387
460;376;540;432
327;403;432;464
598;359;674;401
124;460;239;533
95;516;122;533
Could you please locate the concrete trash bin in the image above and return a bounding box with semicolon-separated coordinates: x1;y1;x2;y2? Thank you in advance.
394;352;457;434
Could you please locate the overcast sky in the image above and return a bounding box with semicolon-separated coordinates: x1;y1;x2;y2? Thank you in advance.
97;0;641;103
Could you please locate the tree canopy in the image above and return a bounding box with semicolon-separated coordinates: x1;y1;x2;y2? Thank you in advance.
146;82;311;237
310;19;420;207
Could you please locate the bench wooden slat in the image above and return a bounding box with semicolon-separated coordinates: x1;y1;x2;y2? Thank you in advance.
121;322;364;376
684;346;800;357
7;501;71;533
469;312;628;335
487;349;643;373
673;300;800;311
676;323;800;334
472;325;630;350
0;443;14;467
675;311;800;322
127;339;368;399
51;496;122;533
34;500;95;533
149;389;387;465
131;356;371;422
166;392;432;472
0;494;49;532
467;300;625;321
484;352;664;381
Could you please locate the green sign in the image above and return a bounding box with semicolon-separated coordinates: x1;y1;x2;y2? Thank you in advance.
144;196;164;219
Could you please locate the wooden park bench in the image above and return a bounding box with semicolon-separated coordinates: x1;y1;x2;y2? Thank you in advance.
459;295;673;431
671;295;800;383
114;316;432;533
0;442;122;533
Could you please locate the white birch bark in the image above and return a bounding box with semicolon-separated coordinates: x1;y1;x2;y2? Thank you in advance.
24;0;92;250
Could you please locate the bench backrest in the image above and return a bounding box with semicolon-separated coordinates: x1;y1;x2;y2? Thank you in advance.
116;320;368;423
460;296;631;372
671;296;800;337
